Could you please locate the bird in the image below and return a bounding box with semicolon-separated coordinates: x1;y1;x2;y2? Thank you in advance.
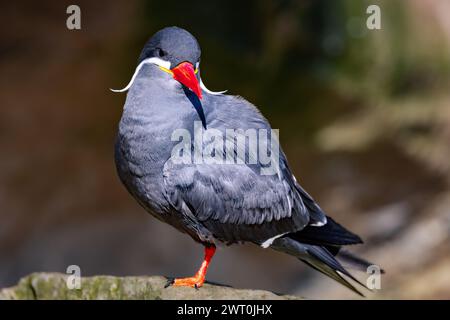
113;26;381;295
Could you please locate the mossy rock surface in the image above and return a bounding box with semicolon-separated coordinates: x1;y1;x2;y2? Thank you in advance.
0;273;300;300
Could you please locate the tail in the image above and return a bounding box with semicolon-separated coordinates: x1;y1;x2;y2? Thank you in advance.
337;249;385;274
269;217;381;296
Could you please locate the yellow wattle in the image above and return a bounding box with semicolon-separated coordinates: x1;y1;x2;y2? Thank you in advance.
159;66;199;75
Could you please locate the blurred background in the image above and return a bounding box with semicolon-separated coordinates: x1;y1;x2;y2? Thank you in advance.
1;0;449;299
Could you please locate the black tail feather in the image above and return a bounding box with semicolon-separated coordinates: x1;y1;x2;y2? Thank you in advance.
289;216;363;247
303;246;368;297
300;259;364;297
270;237;371;296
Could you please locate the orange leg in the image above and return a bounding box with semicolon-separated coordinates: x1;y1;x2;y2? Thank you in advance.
166;245;216;289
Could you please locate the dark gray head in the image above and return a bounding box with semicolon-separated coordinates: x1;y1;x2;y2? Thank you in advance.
138;26;201;67
112;26;225;100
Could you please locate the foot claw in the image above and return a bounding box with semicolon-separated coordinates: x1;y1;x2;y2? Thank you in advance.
164;278;174;288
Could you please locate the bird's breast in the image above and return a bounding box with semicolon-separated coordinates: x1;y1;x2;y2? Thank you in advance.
115;106;196;216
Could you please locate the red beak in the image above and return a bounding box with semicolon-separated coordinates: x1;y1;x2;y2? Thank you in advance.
171;62;202;100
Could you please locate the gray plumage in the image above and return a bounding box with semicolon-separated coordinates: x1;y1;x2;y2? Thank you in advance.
114;26;378;295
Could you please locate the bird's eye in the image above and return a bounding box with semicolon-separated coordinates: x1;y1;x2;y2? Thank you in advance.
156;48;167;58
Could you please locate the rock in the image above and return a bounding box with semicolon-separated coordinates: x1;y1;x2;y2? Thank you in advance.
0;273;300;300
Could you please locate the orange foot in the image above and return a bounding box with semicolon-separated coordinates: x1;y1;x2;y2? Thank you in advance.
171;274;205;288
165;245;216;290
